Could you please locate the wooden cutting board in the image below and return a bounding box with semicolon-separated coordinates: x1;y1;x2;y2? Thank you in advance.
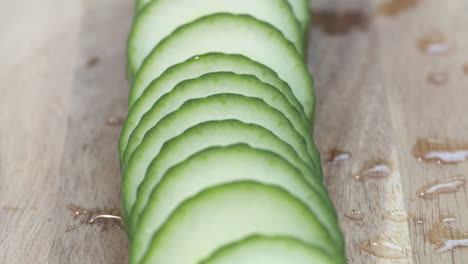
1;0;468;263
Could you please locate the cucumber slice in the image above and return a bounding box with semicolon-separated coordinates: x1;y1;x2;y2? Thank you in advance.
121;94;317;216
288;0;310;34
127;52;306;114
122;53;307;162
131;13;315;119
139;182;341;264
129;144;341;264
122;72;310;167
200;235;338;264
135;0;310;35
128;0;303;74
127;119;320;235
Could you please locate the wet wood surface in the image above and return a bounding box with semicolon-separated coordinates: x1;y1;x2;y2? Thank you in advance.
1;0;468;263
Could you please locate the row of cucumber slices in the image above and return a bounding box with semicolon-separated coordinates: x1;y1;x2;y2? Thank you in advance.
120;0;346;263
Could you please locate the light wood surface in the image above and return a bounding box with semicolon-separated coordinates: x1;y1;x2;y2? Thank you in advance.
1;0;467;263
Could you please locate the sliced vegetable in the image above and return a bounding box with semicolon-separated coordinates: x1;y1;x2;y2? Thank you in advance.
130;144;342;260
127;119;320;234
135;0;310;35
131;14;315;119
122;94;316;216
200;235;338;264
130;145;340;263
139;182;339;264
122;72;310;166
121;52;307;162
128;0;303;74
121;2;346;263
287;0;310;34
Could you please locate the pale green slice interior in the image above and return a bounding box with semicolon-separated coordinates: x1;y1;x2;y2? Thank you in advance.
122;94;315;216
200;235;338;264
121;53;307;163
128;0;303;74
130;145;340;264
122;72;310;166
135;0;310;35
139;182;340;264
127;119;321;235
131;13;315;119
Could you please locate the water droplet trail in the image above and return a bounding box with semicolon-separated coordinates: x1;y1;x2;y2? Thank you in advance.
384;211;412;223
416;177;465;199
418;31;453;55
413;138;468;164
345;210;365;221
360;236;409;259
326;148;351;165
353;160;393;181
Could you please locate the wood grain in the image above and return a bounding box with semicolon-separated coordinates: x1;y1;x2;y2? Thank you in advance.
1;0;467;263
311;0;468;263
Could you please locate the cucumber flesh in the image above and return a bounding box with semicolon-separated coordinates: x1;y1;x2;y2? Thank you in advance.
200;235;338;264
139;182;340;264
288;0;310;34
129;144;341;264
127;119;320;235
128;0;303;74
122;94;315;216
131;13;315;119
135;0;310;35
121;53;307;162
124;3;344;264
122;72;310;167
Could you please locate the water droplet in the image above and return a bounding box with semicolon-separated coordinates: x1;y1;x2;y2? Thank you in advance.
86;56;100;68
66;204;122;229
378;0;421;16
359;236;410;259
418;31;453;55
427;72;448;86
88;214;122;224
352;160;393;181
326;149;351;165
428;222;468;252
345;210;365;221
106;116;124;127
414;217;425;225
416;177;465;199
384;211;412;223
413;138;468;164
440;213;456;223
311;10;369;35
